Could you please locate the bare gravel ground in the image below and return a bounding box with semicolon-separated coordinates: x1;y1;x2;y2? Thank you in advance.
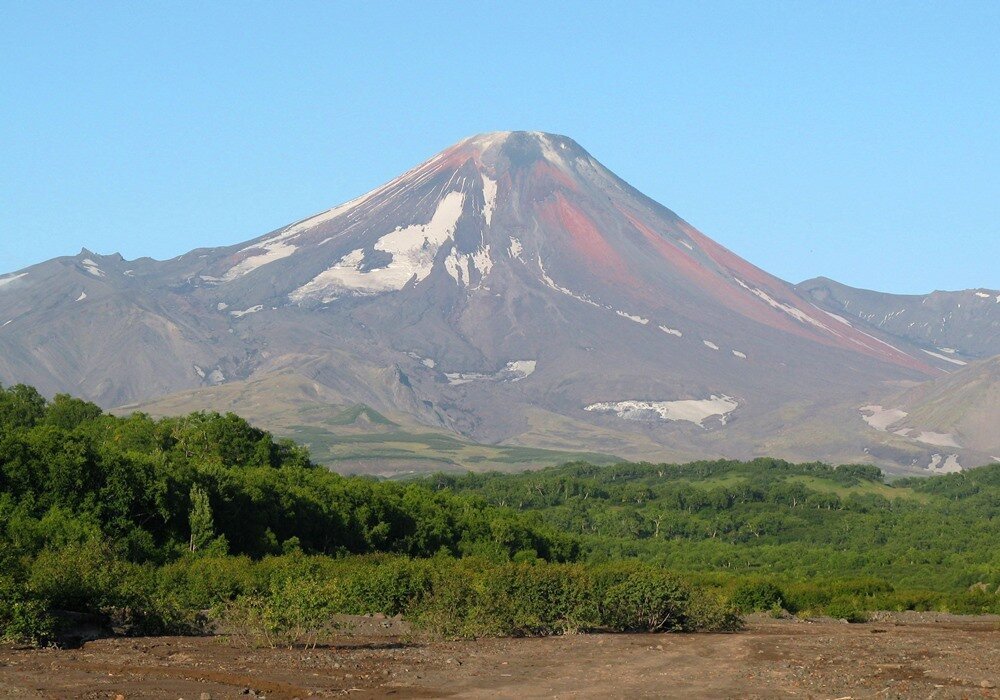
0;613;997;699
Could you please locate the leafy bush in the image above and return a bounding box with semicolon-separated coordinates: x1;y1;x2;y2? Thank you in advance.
824;599;870;623
730;580;785;613
222;576;334;649
0;577;53;646
598;566;690;632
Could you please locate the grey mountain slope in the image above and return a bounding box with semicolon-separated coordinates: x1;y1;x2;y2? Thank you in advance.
0;131;995;475
797;277;1000;368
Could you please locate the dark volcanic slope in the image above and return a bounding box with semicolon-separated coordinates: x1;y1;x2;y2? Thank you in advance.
1;131;990;474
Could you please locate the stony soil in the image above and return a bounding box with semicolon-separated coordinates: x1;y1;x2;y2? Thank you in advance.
0;613;997;699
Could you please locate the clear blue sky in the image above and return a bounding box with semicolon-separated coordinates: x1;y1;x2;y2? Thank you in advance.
2;1;997;294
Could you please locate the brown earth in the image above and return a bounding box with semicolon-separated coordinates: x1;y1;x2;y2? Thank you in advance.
0;614;997;699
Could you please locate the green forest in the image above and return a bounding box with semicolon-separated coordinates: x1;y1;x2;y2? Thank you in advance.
1;383;997;646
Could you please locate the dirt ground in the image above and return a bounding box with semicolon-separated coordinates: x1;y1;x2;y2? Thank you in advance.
0;613;997;699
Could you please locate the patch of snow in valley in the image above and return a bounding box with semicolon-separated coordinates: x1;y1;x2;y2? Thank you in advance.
75;292;87;302
616;310;649;325
216;302;229;311
291;191;466;302
703;340;719;350
504;360;536;381
445;372;486;386
974;292;990;298
860;405;908;431
928;454;962;473
230;305;263;317
921;349;967;366
732;350;747;359
422;358;436;369
193;365;206;379
659;325;682;337
209;369;225;384
861;405;961;450
678;240;694;250
913;431;961;448
445;359;537;386
585;395;738;428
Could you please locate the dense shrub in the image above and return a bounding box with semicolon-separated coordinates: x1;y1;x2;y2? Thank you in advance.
0;576;53;646
729;580;786;613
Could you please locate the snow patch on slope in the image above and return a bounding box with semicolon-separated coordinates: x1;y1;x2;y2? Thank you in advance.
75;292;87;302
291;191;466;302
735;278;834;334
481;175;498;226
445;359;536;386
508;237;524;260
538;257;600;307
928;454;962;473
616;310;649;325
80;259;105;278
921;349;967;366
230;305;263;317
860;405;908;431
222;182;398;282
0;273;28;288
703;340;719;350
585;395;738;427
659;325;682;337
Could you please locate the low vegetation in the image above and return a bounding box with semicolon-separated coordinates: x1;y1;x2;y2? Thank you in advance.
0;383;997;646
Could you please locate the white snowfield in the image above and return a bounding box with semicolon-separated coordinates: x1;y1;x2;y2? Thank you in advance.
616;310;649;325
734;278;832;333
80;259;106;278
860;405;909;431
658;325;682;337
444;360;536;386
585;395;738;427
75;292;87;302
445;244;493;288
291;191;467;302
732;350;747;359
223;235;299;281
921;349;967;366
222;178;402;282
230;305;263;317
0;272;28;289
703;340;719;350
508;237;524;260
481;175;498;226
927;454;963;473
860;405;963;451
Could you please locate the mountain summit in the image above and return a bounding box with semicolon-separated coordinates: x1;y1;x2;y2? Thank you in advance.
1;132;996;473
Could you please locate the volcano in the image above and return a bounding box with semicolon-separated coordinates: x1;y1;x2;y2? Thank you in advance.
1;131;996;474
